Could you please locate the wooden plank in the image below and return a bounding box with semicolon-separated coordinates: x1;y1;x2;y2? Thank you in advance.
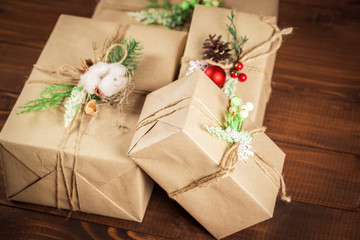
0;42;40;93
1;192;359;240
279;141;360;210
273;1;360;102
0;205;170;240
264;88;360;155
0;0;96;48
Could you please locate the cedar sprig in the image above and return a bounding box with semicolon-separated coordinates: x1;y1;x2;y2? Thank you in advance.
107;36;143;77
17;84;75;115
226;11;248;62
146;0;171;10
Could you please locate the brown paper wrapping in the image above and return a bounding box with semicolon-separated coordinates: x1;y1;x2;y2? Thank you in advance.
128;70;286;239
92;0;278;27
179;5;281;127
0;15;186;221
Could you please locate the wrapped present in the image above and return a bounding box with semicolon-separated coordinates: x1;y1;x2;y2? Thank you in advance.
179;5;292;126
92;0;186;30
0;14;186;221
92;0;278;30
128;70;290;239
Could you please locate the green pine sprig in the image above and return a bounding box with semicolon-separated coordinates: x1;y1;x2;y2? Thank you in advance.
107;36;143;77
226;11;249;62
17;84;75;115
146;0;172;10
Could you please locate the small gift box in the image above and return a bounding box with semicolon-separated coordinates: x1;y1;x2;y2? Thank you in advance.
93;0;279;29
128;70;289;239
179;5;292;126
0;14;186;221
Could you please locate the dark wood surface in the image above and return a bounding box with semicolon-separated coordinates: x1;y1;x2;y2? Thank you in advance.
0;0;359;239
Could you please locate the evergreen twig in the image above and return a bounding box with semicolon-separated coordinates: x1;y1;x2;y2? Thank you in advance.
226;11;248;62
146;0;171;10
17;84;75;114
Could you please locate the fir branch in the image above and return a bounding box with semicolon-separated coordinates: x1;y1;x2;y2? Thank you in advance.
226;11;249;62
17;84;75;115
107;36;143;77
146;0;171;10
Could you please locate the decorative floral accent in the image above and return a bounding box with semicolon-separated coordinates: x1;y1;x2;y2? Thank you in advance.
64;87;86;127
206;96;254;162
128;0;223;29
186;60;209;76
236;131;254;162
222;74;237;99
128;8;170;25
80;62;128;97
84;100;97;116
18;36;142;128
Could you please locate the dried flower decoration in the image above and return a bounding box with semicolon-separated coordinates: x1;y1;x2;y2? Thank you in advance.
206;96;254;162
18;36;143;128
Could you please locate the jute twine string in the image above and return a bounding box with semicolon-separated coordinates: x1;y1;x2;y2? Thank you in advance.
26;24;134;211
135;96;291;201
240;18;293;64
136;96;221;131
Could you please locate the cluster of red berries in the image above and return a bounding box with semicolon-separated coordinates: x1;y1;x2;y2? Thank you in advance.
230;62;247;82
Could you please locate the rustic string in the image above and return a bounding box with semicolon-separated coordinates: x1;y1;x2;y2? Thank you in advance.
135;96;221;131
240;18;293;64
104;43;128;64
135;96;291;201
26;24;133;211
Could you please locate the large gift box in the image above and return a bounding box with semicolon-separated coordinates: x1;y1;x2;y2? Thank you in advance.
128;70;287;238
179;5;292;126
0;14;186;221
92;0;279;29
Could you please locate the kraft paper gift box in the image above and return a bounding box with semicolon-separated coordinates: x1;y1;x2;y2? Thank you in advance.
93;0;186;30
179;5;292;127
92;0;279;27
128;70;287;238
0;14;187;221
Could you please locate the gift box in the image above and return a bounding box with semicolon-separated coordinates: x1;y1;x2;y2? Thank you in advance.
179;5;292;126
92;0;186;30
0;14;186;221
92;0;279;28
128;70;287;238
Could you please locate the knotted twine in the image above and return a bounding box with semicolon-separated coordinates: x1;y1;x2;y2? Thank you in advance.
181;17;293;97
26;24;135;211
135;95;291;202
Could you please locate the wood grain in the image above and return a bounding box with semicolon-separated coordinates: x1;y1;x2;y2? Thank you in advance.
0;0;360;239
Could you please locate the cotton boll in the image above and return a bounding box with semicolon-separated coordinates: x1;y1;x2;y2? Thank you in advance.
98;74;128;97
239;110;248;119
88;61;111;77
108;63;127;77
97;63;128;97
79;71;101;94
245;102;254;111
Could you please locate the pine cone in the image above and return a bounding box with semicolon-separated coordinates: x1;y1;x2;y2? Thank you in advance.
202;34;232;64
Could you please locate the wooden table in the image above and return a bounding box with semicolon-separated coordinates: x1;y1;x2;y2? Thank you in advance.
0;0;359;239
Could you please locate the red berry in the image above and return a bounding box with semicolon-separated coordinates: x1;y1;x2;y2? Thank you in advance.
235;62;243;70
230;69;239;78
238;73;247;82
